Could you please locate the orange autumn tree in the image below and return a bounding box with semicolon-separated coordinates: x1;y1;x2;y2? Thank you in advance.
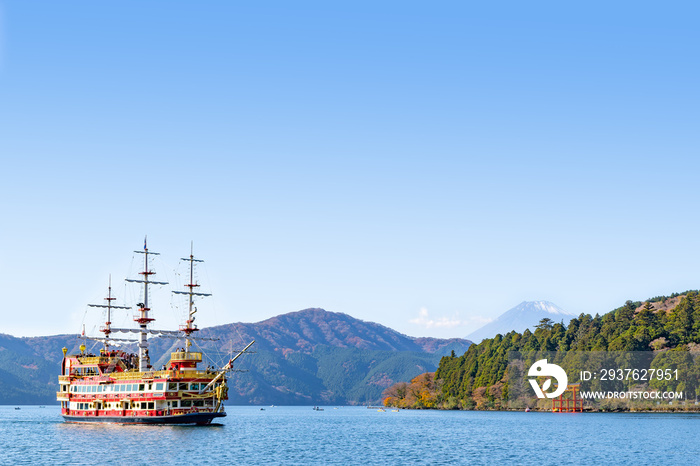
383;372;440;409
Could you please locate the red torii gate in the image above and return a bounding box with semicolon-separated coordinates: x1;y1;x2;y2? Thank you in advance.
552;383;582;413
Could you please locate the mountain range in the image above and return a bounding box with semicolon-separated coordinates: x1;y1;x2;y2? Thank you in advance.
466;300;575;343
0;308;471;405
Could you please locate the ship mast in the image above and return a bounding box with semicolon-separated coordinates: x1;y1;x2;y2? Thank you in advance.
125;237;168;372
172;241;211;353
87;275;131;352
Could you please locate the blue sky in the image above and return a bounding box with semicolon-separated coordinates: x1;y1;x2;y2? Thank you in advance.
1;2;699;338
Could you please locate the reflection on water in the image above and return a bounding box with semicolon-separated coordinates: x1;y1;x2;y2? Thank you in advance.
2;406;700;464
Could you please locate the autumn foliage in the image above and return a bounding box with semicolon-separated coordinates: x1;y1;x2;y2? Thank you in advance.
382;372;440;409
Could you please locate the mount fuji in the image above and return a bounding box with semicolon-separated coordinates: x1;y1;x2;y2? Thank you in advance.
466;301;577;343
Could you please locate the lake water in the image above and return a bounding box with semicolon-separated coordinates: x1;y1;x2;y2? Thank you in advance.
2;406;699;465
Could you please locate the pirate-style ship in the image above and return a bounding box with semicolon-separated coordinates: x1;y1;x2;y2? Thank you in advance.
56;241;254;425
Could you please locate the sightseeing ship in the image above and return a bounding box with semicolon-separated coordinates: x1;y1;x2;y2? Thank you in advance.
56;240;254;425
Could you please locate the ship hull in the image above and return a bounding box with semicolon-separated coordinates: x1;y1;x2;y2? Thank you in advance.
62;411;226;425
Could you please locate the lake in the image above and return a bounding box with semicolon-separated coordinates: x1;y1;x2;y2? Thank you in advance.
2;406;699;464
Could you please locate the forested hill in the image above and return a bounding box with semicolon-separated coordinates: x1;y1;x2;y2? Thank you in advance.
383;291;700;410
198;308;467;355
0;308;471;405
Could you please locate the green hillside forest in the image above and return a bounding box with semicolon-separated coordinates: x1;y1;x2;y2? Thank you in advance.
0;309;470;405
384;291;700;411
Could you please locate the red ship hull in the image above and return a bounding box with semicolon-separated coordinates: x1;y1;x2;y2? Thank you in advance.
62;411;226;425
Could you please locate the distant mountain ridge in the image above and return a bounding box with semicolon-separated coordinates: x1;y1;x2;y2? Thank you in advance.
0;308;472;405
199;308;467;355
466;301;575;343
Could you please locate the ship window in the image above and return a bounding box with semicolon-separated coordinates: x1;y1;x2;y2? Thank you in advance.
147;402;154;409
155;382;164;391
190;383;199;390
168;383;177;391
139;384;145;391
172;401;178;407
181;400;192;407
179;383;187;391
91;385;96;392
126;384;132;392
193;400;204;407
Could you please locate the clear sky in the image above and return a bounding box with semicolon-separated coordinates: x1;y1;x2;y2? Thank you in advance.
1;1;699;339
